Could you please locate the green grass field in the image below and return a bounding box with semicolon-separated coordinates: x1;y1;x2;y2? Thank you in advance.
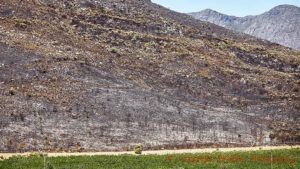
0;148;299;169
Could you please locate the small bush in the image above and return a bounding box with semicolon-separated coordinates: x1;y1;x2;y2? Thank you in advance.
15;22;27;29
134;145;143;154
47;162;54;169
14;19;31;30
269;132;276;140
28;153;39;158
9;87;16;95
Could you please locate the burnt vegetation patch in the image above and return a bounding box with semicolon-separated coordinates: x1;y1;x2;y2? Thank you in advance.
0;0;299;152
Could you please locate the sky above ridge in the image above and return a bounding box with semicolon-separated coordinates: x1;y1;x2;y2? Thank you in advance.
152;0;300;17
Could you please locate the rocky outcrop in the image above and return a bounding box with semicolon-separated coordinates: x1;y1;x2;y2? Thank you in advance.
189;5;300;50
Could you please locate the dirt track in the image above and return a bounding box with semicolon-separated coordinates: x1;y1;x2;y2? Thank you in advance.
0;145;299;160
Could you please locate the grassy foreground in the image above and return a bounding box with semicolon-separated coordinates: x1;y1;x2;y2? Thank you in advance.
0;148;299;169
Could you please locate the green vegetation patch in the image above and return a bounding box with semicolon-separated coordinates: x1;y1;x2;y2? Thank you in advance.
0;149;299;169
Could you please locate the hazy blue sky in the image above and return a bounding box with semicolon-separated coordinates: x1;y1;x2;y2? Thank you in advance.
152;0;300;16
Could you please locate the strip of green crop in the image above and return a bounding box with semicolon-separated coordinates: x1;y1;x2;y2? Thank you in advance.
0;149;299;169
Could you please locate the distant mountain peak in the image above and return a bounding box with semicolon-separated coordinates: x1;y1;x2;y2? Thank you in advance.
267;4;300;15
272;4;299;10
189;4;300;50
200;9;218;13
191;9;223;16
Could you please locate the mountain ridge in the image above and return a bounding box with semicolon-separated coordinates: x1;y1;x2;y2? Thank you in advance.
189;4;300;50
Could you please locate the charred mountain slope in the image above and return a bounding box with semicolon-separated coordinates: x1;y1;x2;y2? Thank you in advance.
0;0;299;152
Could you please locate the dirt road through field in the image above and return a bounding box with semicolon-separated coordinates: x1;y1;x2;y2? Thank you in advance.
0;145;299;160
